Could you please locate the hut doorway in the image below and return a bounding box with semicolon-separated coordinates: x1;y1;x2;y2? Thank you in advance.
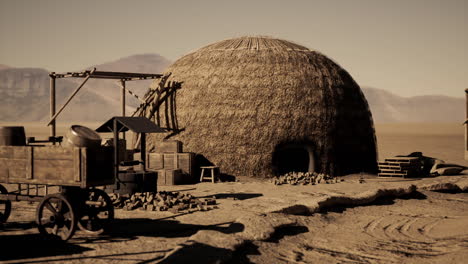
272;143;315;175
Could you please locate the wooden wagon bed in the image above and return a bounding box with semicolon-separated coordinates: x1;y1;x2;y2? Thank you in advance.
0;146;114;188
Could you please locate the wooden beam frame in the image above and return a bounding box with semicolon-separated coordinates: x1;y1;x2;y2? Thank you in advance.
47;68;163;140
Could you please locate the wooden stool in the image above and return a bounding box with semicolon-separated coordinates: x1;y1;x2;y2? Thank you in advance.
199;166;219;183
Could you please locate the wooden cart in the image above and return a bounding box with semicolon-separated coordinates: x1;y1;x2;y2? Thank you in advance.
0;145;114;240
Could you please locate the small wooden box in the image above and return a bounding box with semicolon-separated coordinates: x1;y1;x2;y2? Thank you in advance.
157;169;182;185
154;140;182;153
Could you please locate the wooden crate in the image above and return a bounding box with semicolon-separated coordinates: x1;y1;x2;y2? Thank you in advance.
0;145;114;187
147;152;195;177
154;140;182;153
157;169;182;185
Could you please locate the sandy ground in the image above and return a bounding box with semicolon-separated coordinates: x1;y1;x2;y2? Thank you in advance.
1;123;468;263
236;190;468;264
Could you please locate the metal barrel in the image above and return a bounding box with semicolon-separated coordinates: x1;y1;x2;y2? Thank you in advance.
0;126;26;146
64;125;101;148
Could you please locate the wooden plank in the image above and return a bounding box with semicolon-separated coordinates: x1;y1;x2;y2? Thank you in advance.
378;169;409;174
0;157;9;182
381;161;419;166
378;165;419;170
33;147;74;160
26;147;33;179
154;141;182;153
157;169;182;185
81;148;87;187
33;159;75;184
385;157;420;162
384;158;420;165
378;172;407;177
378;161;419;166
3;155;27;181
177;153;195;177
73;148;81;182
163;153;177;170
378;163;419;168
0;146;28;159
157;169;166;186
147;153;164;170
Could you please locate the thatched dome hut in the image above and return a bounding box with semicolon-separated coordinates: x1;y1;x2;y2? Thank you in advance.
146;36;377;177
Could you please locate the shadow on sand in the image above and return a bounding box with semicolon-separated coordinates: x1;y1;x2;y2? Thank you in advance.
319;191;428;214
1;217;244;263
0;233;92;262
197;192;263;200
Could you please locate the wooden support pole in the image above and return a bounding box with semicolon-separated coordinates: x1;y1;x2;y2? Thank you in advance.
140;133;146;171
49;74;56;144
465;89;468;160
120;79;126;140
120;79;126;117
114;119;119;180
169;89;176;130
164;91;170;128
155;90;161;126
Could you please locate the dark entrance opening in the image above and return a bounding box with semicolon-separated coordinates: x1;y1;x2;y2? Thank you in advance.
272;143;315;176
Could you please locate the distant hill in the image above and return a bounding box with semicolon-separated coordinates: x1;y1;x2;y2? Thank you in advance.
76;54;172;106
0;67;120;122
362;87;464;123
0;54;171;122
0;56;464;124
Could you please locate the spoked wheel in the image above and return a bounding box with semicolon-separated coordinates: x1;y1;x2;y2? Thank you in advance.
0;184;12;224
77;189;114;235
36;193;77;240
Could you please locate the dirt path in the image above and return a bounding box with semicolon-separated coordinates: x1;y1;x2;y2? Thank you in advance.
1;175;467;263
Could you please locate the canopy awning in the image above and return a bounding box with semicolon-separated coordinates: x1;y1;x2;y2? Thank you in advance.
96;116;166;133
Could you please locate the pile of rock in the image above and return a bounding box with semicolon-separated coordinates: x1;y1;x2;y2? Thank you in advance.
108;191;217;213
272;172;342;185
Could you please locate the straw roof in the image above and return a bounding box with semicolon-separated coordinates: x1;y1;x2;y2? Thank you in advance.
145;36;378;177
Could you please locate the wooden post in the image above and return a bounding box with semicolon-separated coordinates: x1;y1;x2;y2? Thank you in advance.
114;119;119;180
120;79;126;140
465;89;468;160
140;133;146;171
49;74;56;144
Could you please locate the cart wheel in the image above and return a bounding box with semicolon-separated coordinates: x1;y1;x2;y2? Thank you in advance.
0;184;12;224
36;193;77;240
78;189;114;235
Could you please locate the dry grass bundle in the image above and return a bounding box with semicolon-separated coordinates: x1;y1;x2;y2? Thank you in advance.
144;36;377;177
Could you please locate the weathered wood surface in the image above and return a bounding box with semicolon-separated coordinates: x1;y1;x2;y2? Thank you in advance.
0;146;114;187
153;140;182;153
157;169;182;186
147;152;195;177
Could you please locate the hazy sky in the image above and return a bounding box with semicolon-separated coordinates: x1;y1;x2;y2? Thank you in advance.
0;0;466;97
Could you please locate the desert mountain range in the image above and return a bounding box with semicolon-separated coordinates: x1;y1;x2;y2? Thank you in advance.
0;54;464;123
0;54;171;123
363;87;464;123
